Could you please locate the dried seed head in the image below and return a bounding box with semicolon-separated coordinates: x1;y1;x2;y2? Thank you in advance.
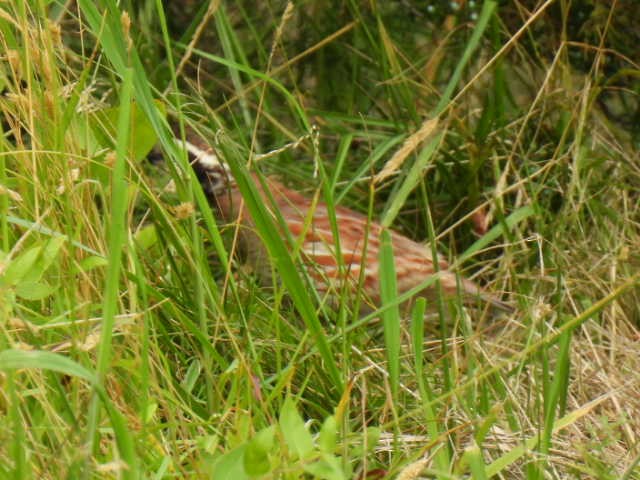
172;202;195;220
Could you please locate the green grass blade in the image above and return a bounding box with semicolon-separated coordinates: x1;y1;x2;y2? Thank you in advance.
381;0;497;228
96;66;132;380
335;133;405;205
404;273;640;433
486;395;606;478
0;349;97;381
6;215;103;257
177;44;311;132
464;442;489;480
380;132;443;228
435;0;498;114
0;349;137;478
7;371;28;479
410;298;426;382
379;229;400;401
412;298;451;476
85;65;133;466
330;133;354;191
214;6;255;132
536;329;572;476
0;140;8;252
219;139;342;391
458;205;535;263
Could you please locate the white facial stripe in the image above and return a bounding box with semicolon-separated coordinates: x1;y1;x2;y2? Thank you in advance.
180;140;223;170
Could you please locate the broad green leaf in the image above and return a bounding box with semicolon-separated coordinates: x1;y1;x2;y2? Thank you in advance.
23;236;66;283
181;359;201;394
134;224;158;250
143;402;158;423
303;454;346;480
69;113;101;156
39;236;66;274
318;416;337;454
15;281;55;300
366;427;381;453
2;237;66;287
279;396;314;460
79;255;108;272
2;245;42;286
90;100;166;162
212;446;249;480
244;425;276;476
0;289;15;316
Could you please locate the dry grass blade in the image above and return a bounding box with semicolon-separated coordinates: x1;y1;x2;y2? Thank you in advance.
374;117;440;184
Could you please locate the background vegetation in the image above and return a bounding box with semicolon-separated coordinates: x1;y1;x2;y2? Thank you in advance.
1;0;639;478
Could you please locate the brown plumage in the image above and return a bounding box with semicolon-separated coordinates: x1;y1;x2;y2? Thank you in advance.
183;140;510;313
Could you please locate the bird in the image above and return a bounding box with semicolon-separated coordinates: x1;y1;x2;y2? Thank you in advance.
179;137;511;314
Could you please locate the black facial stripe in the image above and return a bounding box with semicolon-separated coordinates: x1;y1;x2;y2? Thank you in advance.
193;162;231;196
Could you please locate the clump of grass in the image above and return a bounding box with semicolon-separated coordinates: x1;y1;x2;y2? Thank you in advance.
0;1;639;479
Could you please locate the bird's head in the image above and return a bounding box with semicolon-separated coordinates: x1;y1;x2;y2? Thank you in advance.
179;139;234;196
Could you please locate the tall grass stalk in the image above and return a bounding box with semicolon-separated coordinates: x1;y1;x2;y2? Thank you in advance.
1;1;639;478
